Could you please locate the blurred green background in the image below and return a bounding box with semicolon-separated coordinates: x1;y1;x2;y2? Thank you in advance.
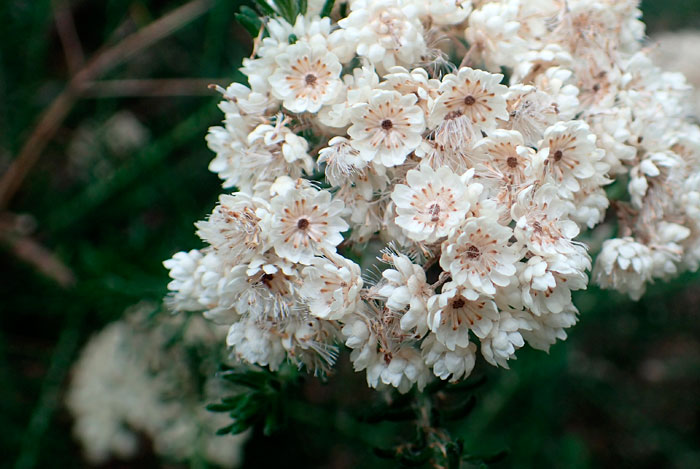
1;1;699;467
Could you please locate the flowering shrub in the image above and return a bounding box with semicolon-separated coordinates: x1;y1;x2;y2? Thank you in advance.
165;0;700;393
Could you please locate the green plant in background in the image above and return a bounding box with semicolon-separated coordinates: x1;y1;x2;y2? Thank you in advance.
2;1;700;468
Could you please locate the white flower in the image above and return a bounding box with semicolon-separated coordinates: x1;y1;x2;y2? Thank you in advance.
163;250;206;312
392;165;481;243
519;256;587;316
227;316;287;370
511;184;590;270
375;250;432;334
427;283;499;350
195;193;268;263
593;237;654;300
412;0;473;26
348;89;425;167
430;68;509;140
268;42;343;114
222;254;301;320
501;82;578;147
471;129;536;221
300;253;363;320
422;335;477;382
534;121;607;195
366;346;431;393
337;0;427;73
440;215;521;296
464;1;526;71
269;186;348;264
480;311;529;369
521;307;578;352
207;115;314;192
317;136;369;186
379;66;440;115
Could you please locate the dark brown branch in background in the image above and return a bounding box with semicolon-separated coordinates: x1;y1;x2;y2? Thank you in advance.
51;0;85;75
83;78;227;97
0;0;214;209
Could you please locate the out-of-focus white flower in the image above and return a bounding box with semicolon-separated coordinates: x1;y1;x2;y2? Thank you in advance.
66;307;246;468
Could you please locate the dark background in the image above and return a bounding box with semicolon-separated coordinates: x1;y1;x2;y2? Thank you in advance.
1;1;699;467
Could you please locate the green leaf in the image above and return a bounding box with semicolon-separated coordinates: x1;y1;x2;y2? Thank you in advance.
297;0;308;16
216;419;252;436
206;402;234;413
235;12;263;38
219;369;270;389
253;0;278;16
320;0;335;17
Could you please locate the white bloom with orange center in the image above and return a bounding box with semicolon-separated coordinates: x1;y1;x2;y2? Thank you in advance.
534;120;607;195
269;187;349;264
427;282;499;350
511;184;590;269
268;42;343;114
392;165;482;243
471;129;536;222
429;67;509;141
440;215;521;296
348;89;425;167
195;193;269;264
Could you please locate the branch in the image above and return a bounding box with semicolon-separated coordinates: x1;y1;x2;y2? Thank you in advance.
0;0;214;209
82;78;227;97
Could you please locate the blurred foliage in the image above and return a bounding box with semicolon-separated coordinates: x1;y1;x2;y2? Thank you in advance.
1;1;699;468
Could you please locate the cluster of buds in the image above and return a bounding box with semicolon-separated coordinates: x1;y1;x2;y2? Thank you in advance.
165;0;700;392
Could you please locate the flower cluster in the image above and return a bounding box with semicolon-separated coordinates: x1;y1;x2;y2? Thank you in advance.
165;0;700;392
66;304;248;467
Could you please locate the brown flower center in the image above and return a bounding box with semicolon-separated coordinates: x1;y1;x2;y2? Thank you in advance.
381;119;393;130
553;150;563;161
297;218;310;230
507;156;518;168
305;74;317;86
428;203;441;222
452;298;466;309
466;244;480;259
464;95;476;106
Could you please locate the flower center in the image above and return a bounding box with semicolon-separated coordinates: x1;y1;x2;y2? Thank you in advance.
305;74;318;86
507;156;518;168
428;203;441;222
261;273;275;288
297;218;310;230
452;298;466;309
466;244;481;259
553;150;563;161
464;95;476;106
381;119;393;130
